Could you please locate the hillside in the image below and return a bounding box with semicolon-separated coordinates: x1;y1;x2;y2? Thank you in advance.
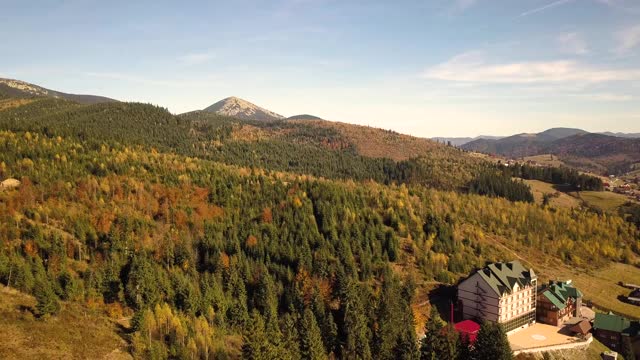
0;287;131;359
462;128;587;156
0;82;638;359
286;114;323;120
0;78;116;105
463;128;640;174
550;133;640;174
432;135;503;147
0;122;638;359
182;110;488;190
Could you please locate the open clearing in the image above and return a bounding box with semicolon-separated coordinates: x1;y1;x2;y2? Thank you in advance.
523;154;567;168
0;287;131;360
578;191;629;212
522;179;581;209
522;178;633;213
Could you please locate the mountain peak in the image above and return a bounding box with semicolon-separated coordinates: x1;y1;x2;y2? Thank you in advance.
0;78;116;104
203;96;285;121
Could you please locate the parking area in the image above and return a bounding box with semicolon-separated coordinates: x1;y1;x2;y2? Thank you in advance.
508;323;579;351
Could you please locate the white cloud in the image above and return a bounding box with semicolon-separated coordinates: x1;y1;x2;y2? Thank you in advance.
178;52;216;66
518;0;574;18
614;24;640;55
455;0;477;11
556;32;588;55
422;51;640;84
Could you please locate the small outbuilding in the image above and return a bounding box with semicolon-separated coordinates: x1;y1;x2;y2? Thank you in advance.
570;320;592;336
454;320;480;344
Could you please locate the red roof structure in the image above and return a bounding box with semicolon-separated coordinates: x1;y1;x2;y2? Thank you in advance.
455;320;481;343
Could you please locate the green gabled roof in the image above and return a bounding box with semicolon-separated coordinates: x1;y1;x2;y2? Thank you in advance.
594;313;631;333
542;290;567;310
475;261;536;296
541;281;583;309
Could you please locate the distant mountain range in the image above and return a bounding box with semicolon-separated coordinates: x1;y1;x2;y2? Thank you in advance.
599;132;640;139
436;129;640;147
0;78;116;105
2;77;638;176
431;136;503;147
461;127;640;174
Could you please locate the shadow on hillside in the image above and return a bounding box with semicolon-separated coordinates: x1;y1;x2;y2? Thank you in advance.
551;184;574;193
428;284;458;323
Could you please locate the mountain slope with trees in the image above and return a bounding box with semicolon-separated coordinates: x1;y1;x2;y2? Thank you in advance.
463;128;640;175
0;82;638;359
0;78;116;105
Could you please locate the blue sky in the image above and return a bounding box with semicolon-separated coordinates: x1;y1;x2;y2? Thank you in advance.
1;0;640;137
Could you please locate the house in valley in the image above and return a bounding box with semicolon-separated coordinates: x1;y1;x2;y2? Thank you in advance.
536;280;583;326
593;312;640;353
457;260;537;333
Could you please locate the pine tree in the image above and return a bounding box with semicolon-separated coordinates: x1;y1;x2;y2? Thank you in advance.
441;325;460;360
458;332;473;360
473;322;512;360
300;308;328;360
34;277;60;318
420;307;446;360
341;280;372;359
242;311;270;360
281;312;302;360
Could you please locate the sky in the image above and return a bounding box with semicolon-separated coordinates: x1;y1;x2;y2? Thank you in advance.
1;0;640;137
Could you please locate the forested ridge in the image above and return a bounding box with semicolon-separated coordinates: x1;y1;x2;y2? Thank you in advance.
0;97;638;359
0;99;487;191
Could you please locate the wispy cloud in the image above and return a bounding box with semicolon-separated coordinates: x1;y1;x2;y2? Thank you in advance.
596;0;640;14
422;51;640;84
454;0;478;12
517;0;574;18
178;51;216;66
614;24;640;55
440;0;478;16
556;32;589;55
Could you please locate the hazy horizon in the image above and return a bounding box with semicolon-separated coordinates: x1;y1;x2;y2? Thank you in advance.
2;0;640;137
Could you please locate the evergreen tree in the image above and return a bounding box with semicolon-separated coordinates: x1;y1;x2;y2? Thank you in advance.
420;307;446;360
281;313;302;360
473;322;512;360
34;277;60;318
300;308;328;360
242;311;273;360
341;280;372;359
441;325;460;360
458;333;473;360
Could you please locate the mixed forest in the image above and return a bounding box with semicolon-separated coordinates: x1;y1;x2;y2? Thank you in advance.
0;95;638;359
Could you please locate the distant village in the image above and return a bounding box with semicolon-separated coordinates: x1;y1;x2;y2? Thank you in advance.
451;261;639;358
605;175;640;203
497;155;640;203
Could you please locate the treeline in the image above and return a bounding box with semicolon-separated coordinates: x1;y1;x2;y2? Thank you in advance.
469;170;534;203
620;202;640;230
502;163;603;191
